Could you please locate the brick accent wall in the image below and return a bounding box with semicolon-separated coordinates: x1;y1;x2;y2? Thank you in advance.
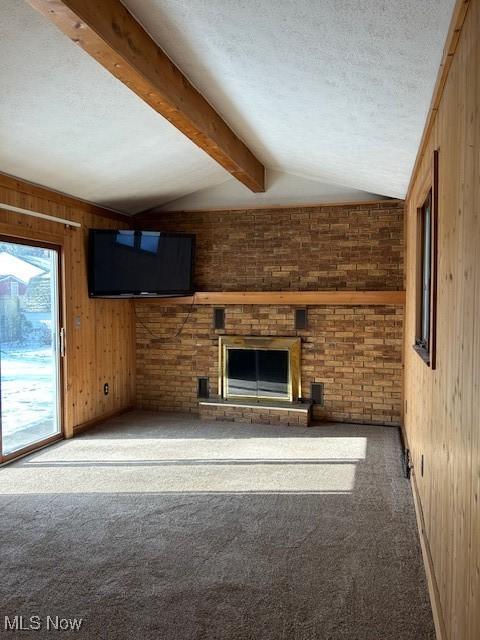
143;201;404;291
136;303;403;425
136;200;404;425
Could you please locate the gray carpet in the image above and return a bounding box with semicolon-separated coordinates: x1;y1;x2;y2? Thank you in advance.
0;411;434;639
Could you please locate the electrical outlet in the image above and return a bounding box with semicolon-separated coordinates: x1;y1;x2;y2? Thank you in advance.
104;383;109;396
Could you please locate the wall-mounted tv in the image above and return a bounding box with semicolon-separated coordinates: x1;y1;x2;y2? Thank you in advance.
88;230;195;298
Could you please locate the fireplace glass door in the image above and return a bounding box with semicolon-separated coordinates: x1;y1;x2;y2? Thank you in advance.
226;348;290;400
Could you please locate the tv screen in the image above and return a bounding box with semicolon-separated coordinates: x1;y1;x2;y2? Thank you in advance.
88;230;195;298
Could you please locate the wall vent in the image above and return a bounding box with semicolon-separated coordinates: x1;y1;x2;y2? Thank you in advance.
197;377;209;399
311;382;324;405
295;308;307;330
213;308;225;330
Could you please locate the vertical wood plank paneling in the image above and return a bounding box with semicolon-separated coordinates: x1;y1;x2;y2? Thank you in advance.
467;10;480;636
0;181;135;436
404;1;480;638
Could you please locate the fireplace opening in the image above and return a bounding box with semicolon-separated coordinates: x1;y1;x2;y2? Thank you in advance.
219;336;301;402
227;348;289;399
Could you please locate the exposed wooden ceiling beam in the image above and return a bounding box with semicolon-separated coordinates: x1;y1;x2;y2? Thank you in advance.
26;0;265;193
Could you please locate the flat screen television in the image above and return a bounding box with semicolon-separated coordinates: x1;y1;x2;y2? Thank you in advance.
88;230;195;298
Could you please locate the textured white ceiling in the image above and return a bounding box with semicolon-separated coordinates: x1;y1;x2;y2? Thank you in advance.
0;0;455;212
0;0;229;214
158;170;385;212
124;0;455;200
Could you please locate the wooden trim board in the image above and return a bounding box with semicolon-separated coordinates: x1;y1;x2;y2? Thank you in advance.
410;470;447;640
0;220;66;246
73;406;134;435
0;172;129;223
402;410;445;640
405;0;471;200
136;198;403;218
138;291;406;306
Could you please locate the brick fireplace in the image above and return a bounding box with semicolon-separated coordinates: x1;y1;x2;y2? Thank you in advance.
197;334;310;427
136;200;404;426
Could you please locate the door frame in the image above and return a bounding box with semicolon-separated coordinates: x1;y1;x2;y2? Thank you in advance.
0;233;66;463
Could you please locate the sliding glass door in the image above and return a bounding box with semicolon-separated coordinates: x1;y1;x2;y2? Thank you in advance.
0;238;62;460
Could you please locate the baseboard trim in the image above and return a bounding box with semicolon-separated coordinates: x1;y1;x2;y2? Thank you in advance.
312;418;401;428
410;470;447;640
73;406;134;435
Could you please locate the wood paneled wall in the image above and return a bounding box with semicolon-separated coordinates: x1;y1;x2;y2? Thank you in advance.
0;175;135;436
403;1;479;638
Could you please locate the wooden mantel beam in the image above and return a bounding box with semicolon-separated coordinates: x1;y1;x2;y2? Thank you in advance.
26;0;265;193
138;291;406;306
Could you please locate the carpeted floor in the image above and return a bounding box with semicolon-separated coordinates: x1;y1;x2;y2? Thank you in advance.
0;411;434;639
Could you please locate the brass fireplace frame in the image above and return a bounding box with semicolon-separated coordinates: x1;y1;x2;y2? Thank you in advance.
218;336;301;402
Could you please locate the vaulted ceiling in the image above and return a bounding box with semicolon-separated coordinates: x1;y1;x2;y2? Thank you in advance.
0;0;455;214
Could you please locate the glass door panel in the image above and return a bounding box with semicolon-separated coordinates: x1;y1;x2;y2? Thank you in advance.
226;348;290;400
0;239;61;457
